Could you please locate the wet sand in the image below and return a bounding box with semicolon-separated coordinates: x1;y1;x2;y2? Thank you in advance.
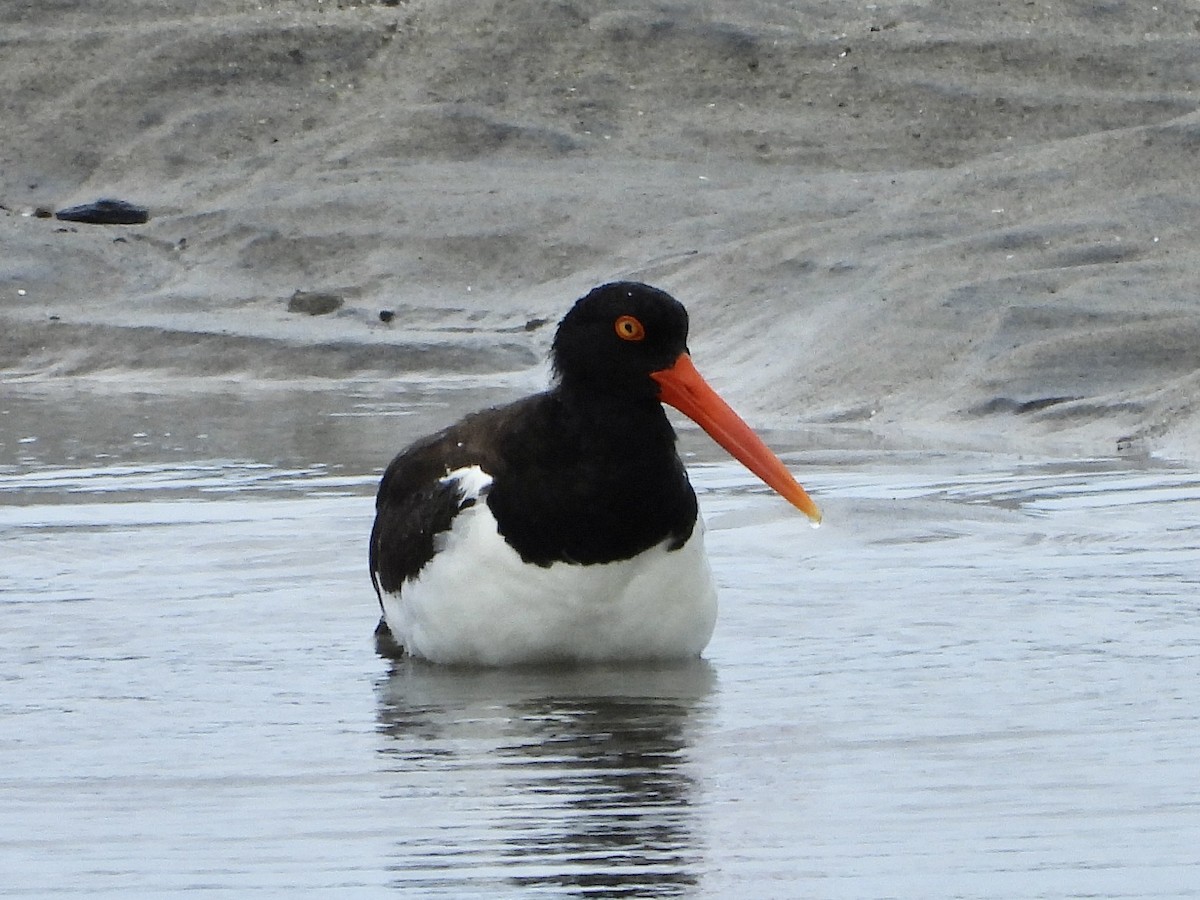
2;1;1199;457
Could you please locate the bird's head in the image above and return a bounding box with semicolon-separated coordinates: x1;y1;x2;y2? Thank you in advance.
552;281;821;523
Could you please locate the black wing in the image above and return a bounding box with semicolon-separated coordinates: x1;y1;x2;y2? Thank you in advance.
368;396;545;604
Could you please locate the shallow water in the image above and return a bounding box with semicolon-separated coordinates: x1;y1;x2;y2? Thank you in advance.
2;386;1199;897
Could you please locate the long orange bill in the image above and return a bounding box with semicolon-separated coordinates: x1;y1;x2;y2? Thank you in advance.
651;352;822;524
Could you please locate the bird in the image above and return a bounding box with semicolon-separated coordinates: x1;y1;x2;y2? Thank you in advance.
369;281;821;666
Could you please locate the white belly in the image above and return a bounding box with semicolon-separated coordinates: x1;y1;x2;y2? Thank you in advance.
378;501;718;666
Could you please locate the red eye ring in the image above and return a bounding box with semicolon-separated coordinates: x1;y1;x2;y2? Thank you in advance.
614;315;646;342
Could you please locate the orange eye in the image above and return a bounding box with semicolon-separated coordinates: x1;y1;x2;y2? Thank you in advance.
614;315;646;342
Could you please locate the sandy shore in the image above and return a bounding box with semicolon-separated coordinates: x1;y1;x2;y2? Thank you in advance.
2;0;1198;458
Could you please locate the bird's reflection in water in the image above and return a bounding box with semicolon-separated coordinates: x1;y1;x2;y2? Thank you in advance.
376;658;716;897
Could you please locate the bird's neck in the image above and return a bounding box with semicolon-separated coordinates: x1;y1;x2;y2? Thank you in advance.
485;384;696;567
553;382;678;453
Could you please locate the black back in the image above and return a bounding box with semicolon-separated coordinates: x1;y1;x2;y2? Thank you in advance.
369;282;700;597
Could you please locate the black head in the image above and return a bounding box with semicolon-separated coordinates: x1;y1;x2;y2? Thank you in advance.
551;282;690;399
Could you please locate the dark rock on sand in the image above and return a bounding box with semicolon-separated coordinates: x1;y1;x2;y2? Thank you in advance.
56;199;149;225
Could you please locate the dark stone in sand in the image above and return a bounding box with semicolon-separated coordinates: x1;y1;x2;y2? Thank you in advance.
56;199;150;225
287;290;343;316
379;309;395;323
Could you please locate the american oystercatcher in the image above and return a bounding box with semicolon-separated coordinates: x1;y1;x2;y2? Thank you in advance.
369;282;820;665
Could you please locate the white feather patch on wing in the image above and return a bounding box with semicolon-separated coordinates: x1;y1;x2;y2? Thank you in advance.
442;464;493;504
430;466;493;555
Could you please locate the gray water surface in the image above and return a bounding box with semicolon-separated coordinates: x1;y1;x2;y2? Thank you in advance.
2;387;1199;897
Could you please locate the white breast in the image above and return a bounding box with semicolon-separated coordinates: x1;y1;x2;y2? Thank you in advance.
377;468;717;666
